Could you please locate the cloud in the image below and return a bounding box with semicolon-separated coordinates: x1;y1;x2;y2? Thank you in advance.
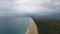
0;0;14;14
14;0;60;14
0;0;60;15
42;0;60;11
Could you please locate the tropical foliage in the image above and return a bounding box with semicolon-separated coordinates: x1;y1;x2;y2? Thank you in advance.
33;18;60;34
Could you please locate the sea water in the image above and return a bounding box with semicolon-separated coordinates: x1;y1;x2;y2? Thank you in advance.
0;16;30;34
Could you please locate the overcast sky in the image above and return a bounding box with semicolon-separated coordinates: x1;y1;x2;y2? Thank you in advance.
0;0;60;15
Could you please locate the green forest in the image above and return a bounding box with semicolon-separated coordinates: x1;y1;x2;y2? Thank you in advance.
33;18;60;34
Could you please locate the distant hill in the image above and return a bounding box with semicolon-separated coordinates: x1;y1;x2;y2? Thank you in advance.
45;13;60;18
26;13;60;18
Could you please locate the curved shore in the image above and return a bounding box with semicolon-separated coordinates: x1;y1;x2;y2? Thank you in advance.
29;18;38;34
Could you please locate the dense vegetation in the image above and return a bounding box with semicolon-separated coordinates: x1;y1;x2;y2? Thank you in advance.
33;18;60;34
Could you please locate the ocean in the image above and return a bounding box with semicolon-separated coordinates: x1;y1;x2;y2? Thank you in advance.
0;16;31;34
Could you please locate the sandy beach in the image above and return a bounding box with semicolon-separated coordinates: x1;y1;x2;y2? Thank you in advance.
29;18;38;34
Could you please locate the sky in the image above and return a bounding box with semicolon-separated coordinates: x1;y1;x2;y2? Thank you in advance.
0;0;60;15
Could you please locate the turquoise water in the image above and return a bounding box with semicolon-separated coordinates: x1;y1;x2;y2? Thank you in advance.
0;16;30;34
